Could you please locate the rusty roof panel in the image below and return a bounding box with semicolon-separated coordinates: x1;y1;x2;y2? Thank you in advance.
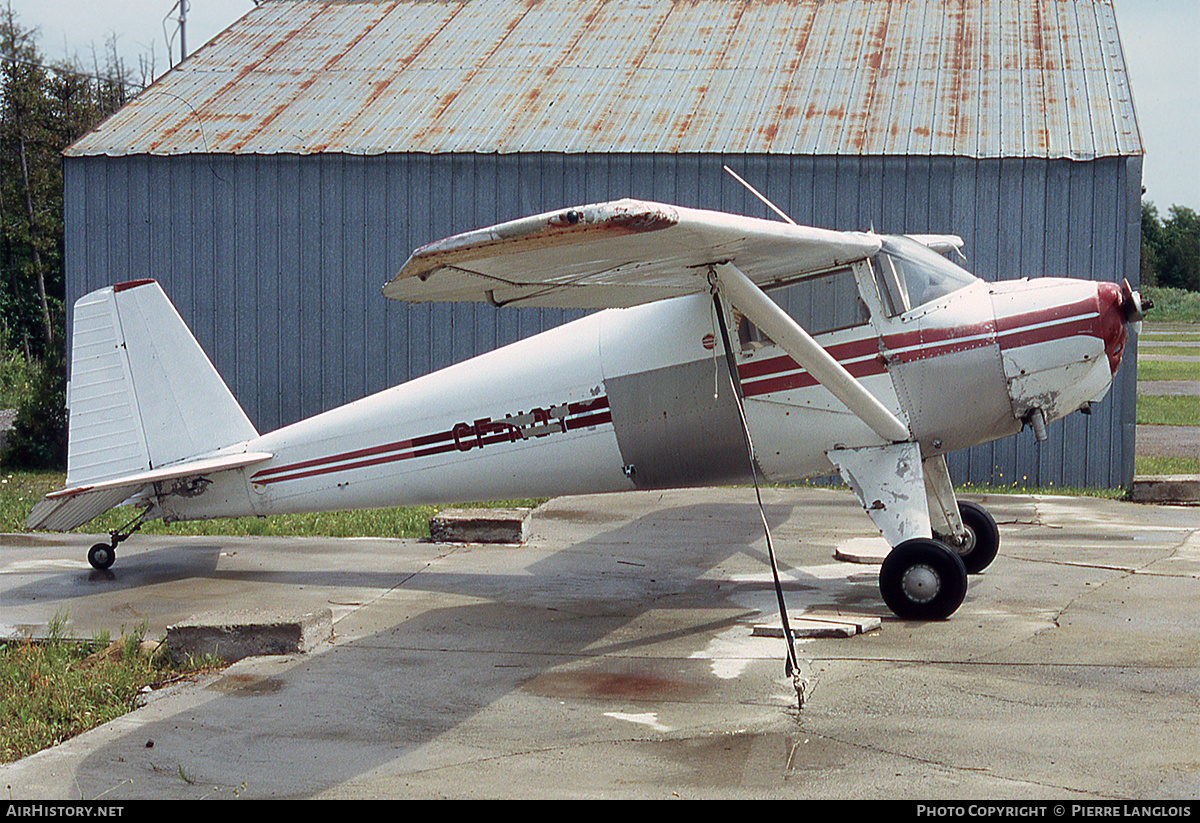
68;0;1142;160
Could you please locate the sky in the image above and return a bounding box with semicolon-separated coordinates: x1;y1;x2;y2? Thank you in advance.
10;0;1200;212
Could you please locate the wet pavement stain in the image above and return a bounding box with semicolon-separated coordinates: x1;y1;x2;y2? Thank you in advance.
534;508;628;524
652;730;847;790
208;673;285;697
523;667;707;701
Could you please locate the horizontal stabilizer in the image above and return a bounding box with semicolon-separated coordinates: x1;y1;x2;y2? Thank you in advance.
26;451;272;532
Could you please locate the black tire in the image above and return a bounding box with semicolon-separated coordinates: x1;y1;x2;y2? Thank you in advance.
943;501;1000;574
88;543;115;571
879;538;968;620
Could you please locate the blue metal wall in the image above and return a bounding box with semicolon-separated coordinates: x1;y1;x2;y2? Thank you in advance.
64;151;1142;488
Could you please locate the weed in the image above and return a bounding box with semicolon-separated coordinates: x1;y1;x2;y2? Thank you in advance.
1;613;206;763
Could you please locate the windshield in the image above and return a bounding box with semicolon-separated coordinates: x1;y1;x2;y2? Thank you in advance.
871;236;978;316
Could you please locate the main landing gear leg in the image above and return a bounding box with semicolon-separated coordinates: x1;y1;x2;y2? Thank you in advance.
924;454;1000;575
87;509;149;571
829;444;971;620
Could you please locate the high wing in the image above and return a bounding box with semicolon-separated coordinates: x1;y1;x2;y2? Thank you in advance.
905;234;964;256
384;198;909;444
382;199;882;310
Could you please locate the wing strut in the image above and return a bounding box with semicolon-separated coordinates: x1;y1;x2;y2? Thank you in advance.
711;262;910;443
710;275;806;710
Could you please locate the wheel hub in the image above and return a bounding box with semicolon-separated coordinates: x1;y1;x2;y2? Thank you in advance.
952;524;977;557
88;543;115;571
901;563;941;603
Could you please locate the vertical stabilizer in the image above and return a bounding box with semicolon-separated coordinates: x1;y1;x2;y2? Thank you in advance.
65;280;258;488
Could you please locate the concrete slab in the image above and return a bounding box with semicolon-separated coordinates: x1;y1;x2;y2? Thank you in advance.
1130;475;1200;504
164;607;333;663
753;611;883;639
2;487;1199;799
429;507;532;544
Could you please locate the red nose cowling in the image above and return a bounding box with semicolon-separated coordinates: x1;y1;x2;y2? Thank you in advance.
1095;281;1128;374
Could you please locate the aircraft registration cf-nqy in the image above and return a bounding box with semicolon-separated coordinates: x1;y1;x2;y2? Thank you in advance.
27;196;1148;625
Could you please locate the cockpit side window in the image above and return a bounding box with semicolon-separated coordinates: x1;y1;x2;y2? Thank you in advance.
737;266;867;351
870;237;978;317
872;254;910;315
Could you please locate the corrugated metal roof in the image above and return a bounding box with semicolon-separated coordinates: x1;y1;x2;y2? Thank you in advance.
67;0;1142;159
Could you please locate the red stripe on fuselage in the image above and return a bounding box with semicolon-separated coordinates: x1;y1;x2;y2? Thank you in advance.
993;294;1098;335
736;299;1100;397
250;429;456;481
251;397;612;486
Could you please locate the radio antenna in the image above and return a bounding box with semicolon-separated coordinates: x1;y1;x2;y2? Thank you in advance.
723;165;796;225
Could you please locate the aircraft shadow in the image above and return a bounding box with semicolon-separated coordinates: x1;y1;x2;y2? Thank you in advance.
59;493;882;797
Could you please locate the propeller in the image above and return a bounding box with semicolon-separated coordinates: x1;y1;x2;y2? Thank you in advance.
1120;278;1152;334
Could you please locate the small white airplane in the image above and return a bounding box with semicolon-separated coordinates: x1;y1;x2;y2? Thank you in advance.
27;194;1148;625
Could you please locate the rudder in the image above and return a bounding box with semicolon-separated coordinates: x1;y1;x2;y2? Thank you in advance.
65;279;258;488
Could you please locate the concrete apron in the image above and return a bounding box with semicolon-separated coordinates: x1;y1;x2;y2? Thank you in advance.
1;486;1198;799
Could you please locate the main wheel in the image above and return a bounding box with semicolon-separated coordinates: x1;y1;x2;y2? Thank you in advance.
879;538;967;620
937;501;1000;574
88;543;115;571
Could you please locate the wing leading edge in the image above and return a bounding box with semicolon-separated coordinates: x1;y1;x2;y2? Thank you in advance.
383;199;883;310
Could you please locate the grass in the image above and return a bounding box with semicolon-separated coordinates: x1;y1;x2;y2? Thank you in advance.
0;351;37;410
1135;394;1200;427
1135;455;1200;476
1142;332;1200;343
1137;359;1199;381
1135;320;1198;433
958;484;1125;499
1;614;216;763
1139;344;1200;358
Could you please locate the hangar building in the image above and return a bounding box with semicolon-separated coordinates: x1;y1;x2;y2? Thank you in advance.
65;0;1143;488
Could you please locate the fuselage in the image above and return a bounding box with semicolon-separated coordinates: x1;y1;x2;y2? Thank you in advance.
157;241;1129;524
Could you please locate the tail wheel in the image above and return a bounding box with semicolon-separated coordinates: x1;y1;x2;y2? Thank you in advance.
88;543;115;571
943;501;1000;574
879;538;968;621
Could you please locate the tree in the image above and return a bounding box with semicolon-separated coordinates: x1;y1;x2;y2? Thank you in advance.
1;318;65;468
1142;201;1200;292
1;5;143;362
1160;206;1199;292
0;4;145;468
1141;202;1163;287
0;4;56;355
